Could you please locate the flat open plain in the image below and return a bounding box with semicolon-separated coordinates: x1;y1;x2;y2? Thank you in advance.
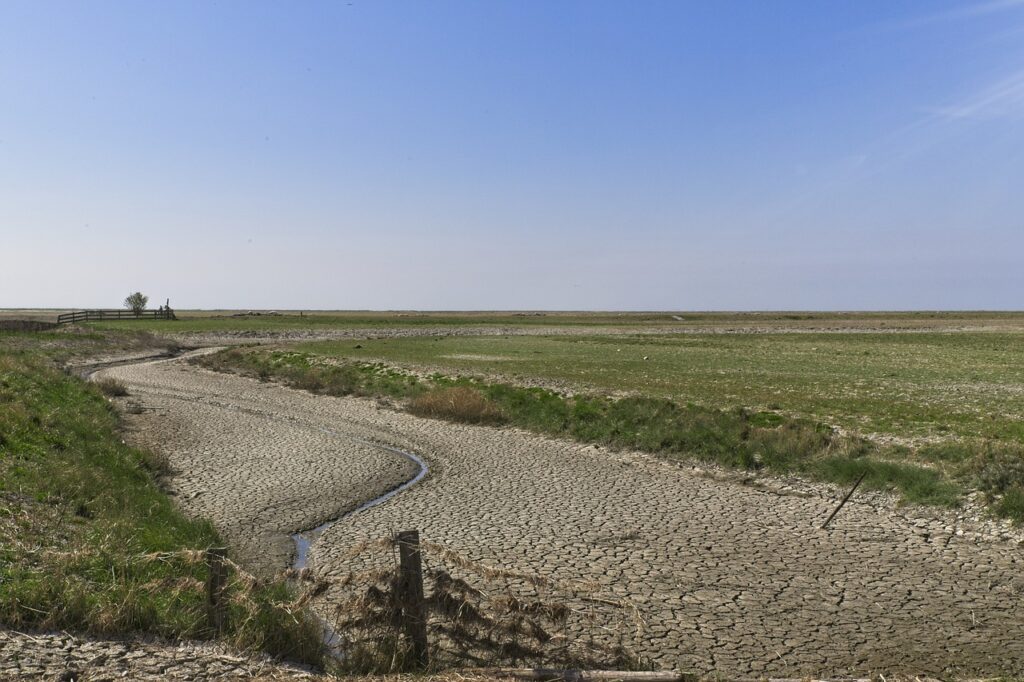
95;348;1024;679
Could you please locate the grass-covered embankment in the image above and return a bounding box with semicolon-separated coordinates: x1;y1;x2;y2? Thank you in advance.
298;331;1024;442
0;333;323;665
197;347;1024;522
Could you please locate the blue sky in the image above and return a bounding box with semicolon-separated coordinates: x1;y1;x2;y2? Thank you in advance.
2;1;1022;310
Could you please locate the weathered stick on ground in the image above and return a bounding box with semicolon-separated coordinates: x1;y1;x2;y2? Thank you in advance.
487;669;697;682
821;470;868;529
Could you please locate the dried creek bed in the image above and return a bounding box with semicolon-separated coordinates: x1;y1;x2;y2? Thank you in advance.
81;351;1024;679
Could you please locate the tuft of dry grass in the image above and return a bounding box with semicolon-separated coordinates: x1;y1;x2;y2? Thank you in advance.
309;535;644;675
139;447;173;478
408;387;505;425
95;377;129;397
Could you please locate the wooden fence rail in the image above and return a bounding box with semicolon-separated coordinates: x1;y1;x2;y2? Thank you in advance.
57;309;176;324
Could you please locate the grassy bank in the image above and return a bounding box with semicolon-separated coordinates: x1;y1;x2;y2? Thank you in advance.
0;332;323;664
196;347;1024;521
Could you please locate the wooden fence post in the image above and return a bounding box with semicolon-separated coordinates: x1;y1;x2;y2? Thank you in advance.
397;530;429;668
205;547;229;634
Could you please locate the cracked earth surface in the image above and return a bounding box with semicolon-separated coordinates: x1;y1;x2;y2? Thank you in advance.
95;353;1024;679
0;630;320;681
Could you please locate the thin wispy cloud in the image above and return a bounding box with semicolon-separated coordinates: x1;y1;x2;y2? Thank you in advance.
924;68;1024;120
878;0;1024;31
850;67;1024;171
751;65;1024;229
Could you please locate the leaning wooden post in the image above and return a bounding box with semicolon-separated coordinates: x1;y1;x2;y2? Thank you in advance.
397;530;429;668
821;470;868;529
205;547;229;634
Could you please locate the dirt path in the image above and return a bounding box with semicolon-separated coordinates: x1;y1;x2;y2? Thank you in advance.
95;354;1024;679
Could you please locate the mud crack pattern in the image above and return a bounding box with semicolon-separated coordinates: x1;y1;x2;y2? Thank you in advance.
96;354;1024;679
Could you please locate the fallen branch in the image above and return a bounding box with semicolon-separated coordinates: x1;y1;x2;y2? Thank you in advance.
484;668;697;682
821;469;868;529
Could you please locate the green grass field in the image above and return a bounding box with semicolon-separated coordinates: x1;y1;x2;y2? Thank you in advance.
299;331;1024;443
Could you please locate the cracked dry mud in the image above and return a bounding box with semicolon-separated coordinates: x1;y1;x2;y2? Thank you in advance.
95;353;1024;679
0;630;319;681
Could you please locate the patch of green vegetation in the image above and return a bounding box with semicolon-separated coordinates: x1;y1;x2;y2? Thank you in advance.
917;442;976;464
971;444;1024;523
0;339;323;664
202;347;983;515
993;488;1024;523
811;457;962;507
199;347;423;400
299;330;1024;442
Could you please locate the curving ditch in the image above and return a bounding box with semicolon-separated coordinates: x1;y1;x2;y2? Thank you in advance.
86;351;431;574
286;433;429;659
290;434;428;571
87;350;432;661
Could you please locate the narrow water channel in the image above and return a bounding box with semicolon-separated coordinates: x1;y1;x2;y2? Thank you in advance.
288;431;429;659
291;433;429;571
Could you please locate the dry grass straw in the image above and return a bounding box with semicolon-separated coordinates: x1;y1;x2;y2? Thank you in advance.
302;535;647;674
94;377;129;396
18;545;323;662
13;534;646;675
408;387;505;425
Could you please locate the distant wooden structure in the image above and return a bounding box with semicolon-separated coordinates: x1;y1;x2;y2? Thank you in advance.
57;307;176;324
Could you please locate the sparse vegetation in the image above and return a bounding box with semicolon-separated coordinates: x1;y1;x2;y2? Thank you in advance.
297;330;1024;442
78;309;1024;334
312;536;642;674
198;346;977;514
972;443;1024;522
198;347;424;399
95;376;129;396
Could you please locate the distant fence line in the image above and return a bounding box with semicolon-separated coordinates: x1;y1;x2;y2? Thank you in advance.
57;309;177;324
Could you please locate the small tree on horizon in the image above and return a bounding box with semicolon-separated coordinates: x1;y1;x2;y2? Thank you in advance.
124;292;149;316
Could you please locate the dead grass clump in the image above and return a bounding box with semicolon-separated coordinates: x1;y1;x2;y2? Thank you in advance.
408;387;505;425
139;448;173;478
321;536;643;675
95;377;129;397
133;331;181;354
